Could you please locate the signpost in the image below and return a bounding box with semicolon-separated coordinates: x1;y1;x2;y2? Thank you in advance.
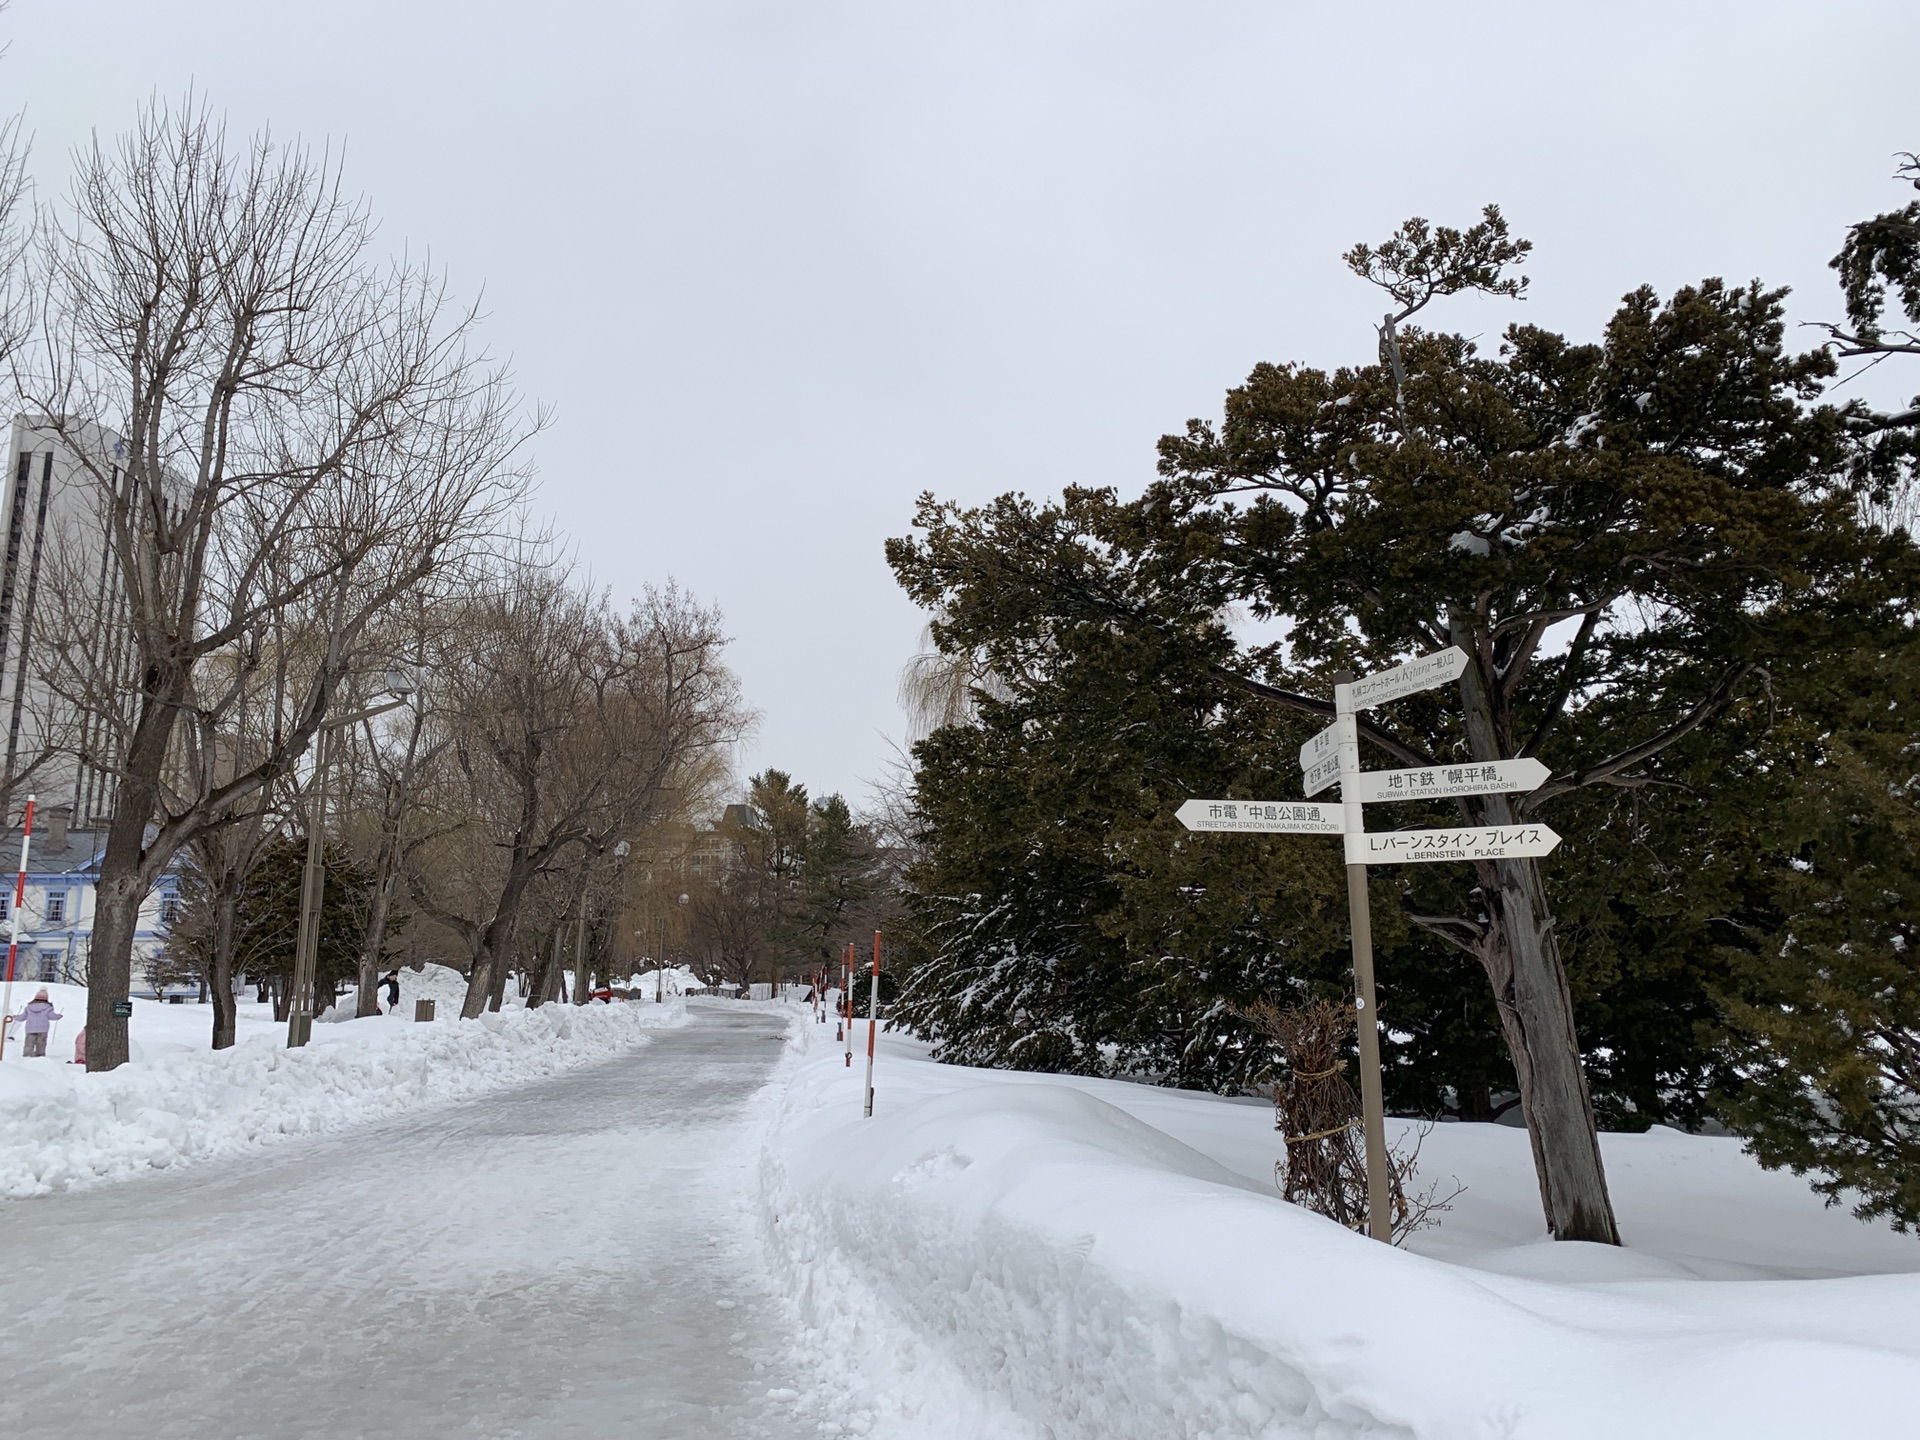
1346;822;1560;866
1301;753;1341;798
1347;757;1549;806
1172;799;1343;834
1341;646;1467;711
1175;645;1566;1244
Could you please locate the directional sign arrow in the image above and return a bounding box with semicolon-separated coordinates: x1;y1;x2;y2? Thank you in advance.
1344;823;1561;866
1302;753;1341;798
1176;799;1345;835
1340;646;1468;712
1299;721;1339;773
1350;757;1550;805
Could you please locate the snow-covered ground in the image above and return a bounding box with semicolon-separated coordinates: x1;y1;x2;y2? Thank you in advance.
0;969;686;1198
761;1005;1920;1439
0;1003;808;1440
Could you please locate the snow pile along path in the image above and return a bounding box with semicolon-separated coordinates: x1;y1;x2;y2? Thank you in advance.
0;995;687;1198
761;1010;1920;1440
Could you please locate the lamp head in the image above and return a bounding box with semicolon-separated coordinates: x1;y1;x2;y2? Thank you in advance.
384;666;416;699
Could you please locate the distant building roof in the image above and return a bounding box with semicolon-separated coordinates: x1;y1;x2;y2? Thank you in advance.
0;827;108;878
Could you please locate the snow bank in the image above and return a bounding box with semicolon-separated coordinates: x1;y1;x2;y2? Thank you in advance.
320;959;485;1019
760;1018;1920;1440
626;965;707;996
0;992;686;1199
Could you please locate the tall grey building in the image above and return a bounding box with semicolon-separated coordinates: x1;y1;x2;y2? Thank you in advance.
0;414;136;829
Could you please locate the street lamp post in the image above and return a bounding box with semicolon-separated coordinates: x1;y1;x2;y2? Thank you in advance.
286;671;415;1048
667;892;688;1003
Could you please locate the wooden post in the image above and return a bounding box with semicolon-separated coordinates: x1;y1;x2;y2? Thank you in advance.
1334;676;1392;1243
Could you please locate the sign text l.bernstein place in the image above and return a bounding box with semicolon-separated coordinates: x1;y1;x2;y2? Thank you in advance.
1344;823;1561;866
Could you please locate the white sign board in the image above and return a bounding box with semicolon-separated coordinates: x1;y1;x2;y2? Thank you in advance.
1299;721;1339;773
1350;757;1550;805
1344;823;1561;866
1176;799;1345;835
1339;646;1468;712
1302;753;1341;797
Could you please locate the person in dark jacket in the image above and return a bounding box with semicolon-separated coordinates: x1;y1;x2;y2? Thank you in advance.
382;970;401;1011
14;988;61;1058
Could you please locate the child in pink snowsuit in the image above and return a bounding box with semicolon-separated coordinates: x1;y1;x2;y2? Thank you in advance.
14;989;61;1058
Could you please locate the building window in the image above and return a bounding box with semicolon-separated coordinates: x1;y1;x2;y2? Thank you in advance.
43;892;65;924
0;892;8;919
158;892;180;926
35;950;59;983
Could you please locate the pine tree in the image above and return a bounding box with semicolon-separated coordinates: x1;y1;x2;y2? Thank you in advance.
228;838;375;1020
1707;636;1920;1227
890;212;1907;1241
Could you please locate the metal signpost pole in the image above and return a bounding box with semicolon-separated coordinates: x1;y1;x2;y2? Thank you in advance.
1333;682;1392;1244
0;796;36;1062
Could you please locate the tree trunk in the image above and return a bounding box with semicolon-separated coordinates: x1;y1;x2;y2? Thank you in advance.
356;826;402;1019
1452;617;1621;1244
526;927;563;1011
83;871;145;1072
85;670;187;1071
1469;850;1619;1243
271;973;288;1023
460;949;491;1019
208;881;239;1050
572;890;590;1005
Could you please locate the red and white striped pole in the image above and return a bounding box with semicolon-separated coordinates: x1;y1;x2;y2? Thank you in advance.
0;795;37;1063
863;930;881;1117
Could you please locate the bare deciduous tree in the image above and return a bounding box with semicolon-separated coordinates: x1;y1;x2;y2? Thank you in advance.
403;567;745;1020
13;99;532;1069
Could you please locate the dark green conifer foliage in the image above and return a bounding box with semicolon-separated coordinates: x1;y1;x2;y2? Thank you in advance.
890;211;1910;1241
165;836;378;1011
1710;637;1920;1228
1823;153;1919;501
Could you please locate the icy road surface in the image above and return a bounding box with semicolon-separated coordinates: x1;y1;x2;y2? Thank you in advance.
0;1004;812;1439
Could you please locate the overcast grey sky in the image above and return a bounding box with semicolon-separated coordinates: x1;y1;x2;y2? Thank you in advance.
5;2;1915;805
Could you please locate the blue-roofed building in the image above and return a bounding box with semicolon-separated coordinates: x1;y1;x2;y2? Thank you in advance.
0;805;179;989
